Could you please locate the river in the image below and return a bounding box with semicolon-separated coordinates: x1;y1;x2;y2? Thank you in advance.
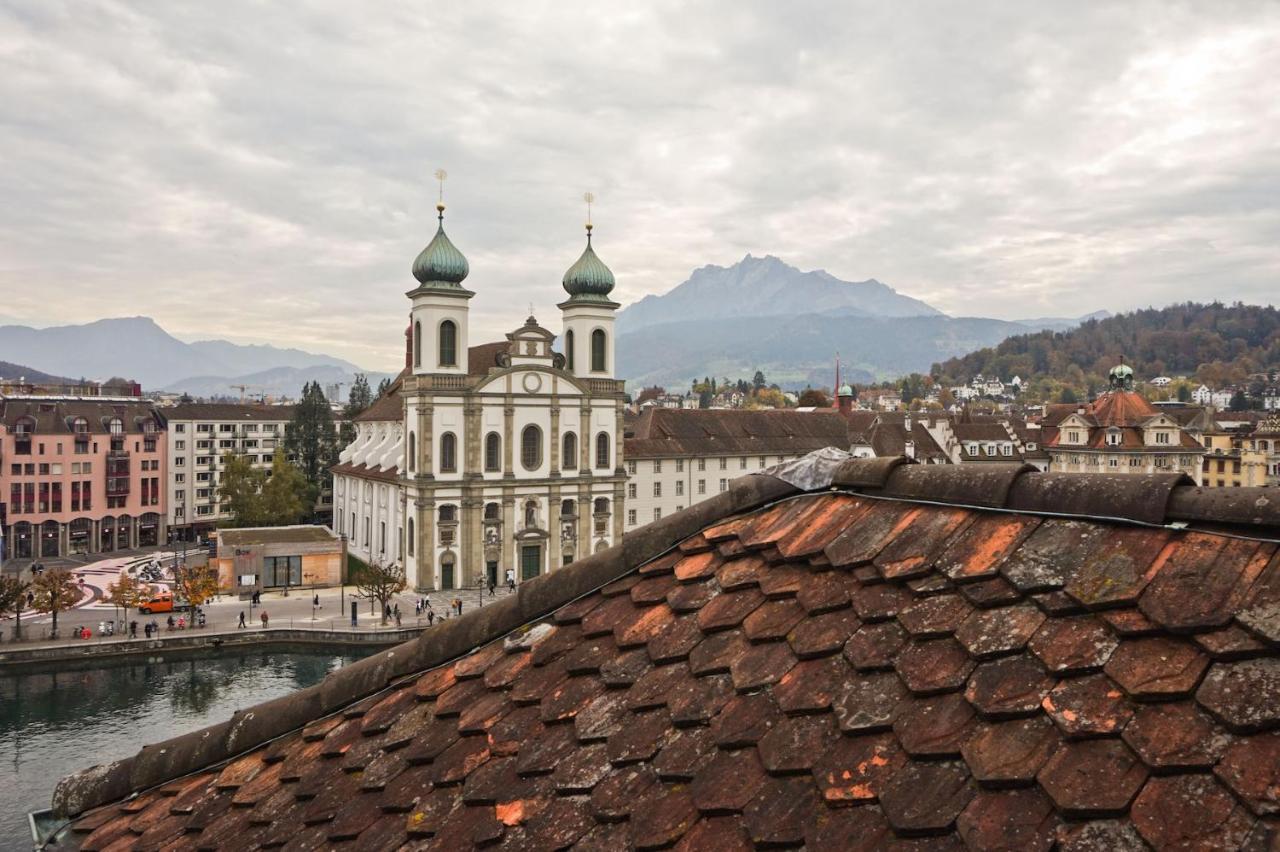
0;646;376;847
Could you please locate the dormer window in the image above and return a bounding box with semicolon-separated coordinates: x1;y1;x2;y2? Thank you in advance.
1067;430;1081;444
1106;429;1122;446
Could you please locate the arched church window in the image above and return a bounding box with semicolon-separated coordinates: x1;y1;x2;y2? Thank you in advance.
591;329;606;372
408;432;416;473
439;320;457;367
521;425;542;470
484;432;501;472
565;329;575;371
562;432;577;470
440;432;457;472
413;321;422;368
595;432;610;469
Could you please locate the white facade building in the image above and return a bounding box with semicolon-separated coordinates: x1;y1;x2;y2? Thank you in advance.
333;207;626;591
164;403;298;538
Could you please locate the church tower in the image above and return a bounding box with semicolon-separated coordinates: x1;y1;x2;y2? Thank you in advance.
407;201;472;377
559;198;619;381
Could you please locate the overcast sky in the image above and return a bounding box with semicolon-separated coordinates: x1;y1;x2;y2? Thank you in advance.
2;2;1278;371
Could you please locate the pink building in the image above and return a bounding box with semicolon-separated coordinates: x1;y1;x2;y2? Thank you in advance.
1;396;167;560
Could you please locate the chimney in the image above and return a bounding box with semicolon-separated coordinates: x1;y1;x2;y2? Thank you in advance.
905;439;916;460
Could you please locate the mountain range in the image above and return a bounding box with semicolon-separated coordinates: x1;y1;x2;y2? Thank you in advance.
0;317;389;398
1;258;1107;397
615;255;1107;388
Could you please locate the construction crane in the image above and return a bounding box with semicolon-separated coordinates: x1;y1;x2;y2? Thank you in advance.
229;384;265;403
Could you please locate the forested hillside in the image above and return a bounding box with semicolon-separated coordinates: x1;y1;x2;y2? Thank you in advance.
932;303;1280;392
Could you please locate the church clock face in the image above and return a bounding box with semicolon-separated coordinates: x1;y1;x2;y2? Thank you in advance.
522;372;543;394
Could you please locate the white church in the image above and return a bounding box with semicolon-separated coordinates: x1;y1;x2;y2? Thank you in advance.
332;200;627;591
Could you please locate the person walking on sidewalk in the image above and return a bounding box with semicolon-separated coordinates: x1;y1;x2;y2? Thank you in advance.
238;611;247;629
129;621;138;639
260;610;269;628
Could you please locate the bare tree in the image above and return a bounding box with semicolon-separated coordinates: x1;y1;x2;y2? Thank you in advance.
353;559;406;625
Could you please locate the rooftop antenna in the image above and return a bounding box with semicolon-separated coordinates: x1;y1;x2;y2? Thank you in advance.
434;168;448;221
583;191;595;243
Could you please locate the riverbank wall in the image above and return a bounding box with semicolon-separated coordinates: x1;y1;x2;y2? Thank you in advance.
0;626;421;670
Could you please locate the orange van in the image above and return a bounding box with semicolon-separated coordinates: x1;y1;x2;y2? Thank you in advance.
138;593;184;614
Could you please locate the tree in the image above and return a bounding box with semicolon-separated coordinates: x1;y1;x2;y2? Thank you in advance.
753;388;787;409
284;381;339;509
1059;387;1079;404
31;569;81;636
352;558;407;625
260;453;309;525
346;374;372;414
341;374;373;444
752;370;766;391
1176;383;1192;402
219;451;310;527
798;388;831;408
0;575;31;639
105;572;154;626
376;377;392;397
1229;389;1250;411
219;452;269;527
173;563;221;611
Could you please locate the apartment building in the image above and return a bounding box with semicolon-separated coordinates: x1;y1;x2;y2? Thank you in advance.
621;408;849;531
163;403;297;539
1201;431;1269;487
0;395;166;560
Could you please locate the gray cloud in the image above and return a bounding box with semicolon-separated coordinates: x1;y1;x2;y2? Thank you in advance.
1;1;1277;371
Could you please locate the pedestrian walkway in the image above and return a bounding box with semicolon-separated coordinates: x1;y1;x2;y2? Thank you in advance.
1;581;516;648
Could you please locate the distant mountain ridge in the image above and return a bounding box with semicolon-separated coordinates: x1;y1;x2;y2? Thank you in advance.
614;255;1105;388
0;317;368;393
617;254;942;334
0;360;74;385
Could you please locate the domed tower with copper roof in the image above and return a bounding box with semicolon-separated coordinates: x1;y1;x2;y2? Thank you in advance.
407;172;473;377
559;193;620;380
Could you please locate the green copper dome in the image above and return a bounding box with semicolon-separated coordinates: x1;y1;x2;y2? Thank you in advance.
412;206;469;288
562;226;615;301
838;383;854;397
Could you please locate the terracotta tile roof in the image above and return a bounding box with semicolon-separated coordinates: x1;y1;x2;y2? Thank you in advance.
0;398;163;434
468;342;510;377
47;460;1280;850
625;408;852;459
330;460;400;484
353;370;408;423
163;403;298;422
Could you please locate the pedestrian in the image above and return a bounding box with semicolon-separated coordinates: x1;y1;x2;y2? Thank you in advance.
414;600;421;616
427;609;434;626
167;615;175;631
260;610;269;628
393;603;400;619
129;620;138;639
394;610;402;627
488;580;496;597
238;611;246;629
151;618;159;637
313;593;320;609
384;604;392;621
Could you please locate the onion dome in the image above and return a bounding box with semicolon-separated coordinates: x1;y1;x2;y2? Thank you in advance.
412;204;469;288
1108;362;1135;391
838;383;854;397
562;224;616;302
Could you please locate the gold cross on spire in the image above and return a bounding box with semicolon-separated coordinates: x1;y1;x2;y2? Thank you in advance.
434;168;448;218
583;191;595;243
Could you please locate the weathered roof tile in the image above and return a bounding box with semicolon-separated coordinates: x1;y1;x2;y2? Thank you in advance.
55;474;1280;851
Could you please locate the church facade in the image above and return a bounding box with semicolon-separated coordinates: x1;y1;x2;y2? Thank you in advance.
332;203;626;591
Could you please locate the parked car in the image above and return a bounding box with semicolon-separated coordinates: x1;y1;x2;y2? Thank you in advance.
137;593;189;614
